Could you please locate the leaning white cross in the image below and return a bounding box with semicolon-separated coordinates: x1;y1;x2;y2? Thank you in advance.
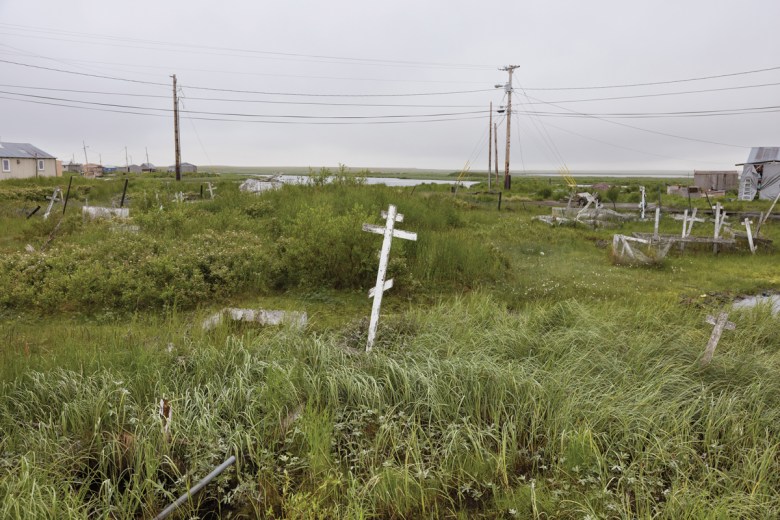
362;204;417;352
701;312;736;366
43;187;62;220
206;182;216;200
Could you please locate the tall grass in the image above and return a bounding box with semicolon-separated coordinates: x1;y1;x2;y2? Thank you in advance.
2;296;779;518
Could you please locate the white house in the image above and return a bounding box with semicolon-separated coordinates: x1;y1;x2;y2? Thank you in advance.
0;142;59;179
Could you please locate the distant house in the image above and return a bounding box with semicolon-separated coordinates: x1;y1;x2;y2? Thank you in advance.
591;182;611;191
63;162;83;173
141;163;156;172
0;142;59;179
166;162;197;174
82;163;104;178
127;164;142;174
667;185;702;198
693;170;738;192
737;147;780;201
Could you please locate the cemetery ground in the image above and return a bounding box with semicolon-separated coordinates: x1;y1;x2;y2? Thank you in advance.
1;172;780;518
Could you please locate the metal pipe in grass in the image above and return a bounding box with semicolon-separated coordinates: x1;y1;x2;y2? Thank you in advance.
120;179;129;208
62;176;73;214
154;455;236;520
26;205;41;219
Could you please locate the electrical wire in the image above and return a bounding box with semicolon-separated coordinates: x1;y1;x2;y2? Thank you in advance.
520;65;780;91
0;58;494;97
518;81;780;105
517;91;749;148
0;94;491;125
0;23;494;70
0;88;489;119
0;83;487;108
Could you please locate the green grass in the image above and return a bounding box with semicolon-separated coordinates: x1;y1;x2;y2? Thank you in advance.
1;173;780;518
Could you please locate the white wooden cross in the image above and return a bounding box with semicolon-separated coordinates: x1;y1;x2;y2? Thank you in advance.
653;207;660;241
713;203;727;254
638;186;646;220
743;218;757;254
362;204;417;352
43;187;62;220
701;312;736;366
207;182;216;200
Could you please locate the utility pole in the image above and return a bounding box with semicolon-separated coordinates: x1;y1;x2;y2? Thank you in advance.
488;101;492;190
125;146;129;173
494;122;499;185
172;74;181;181
498;65;519;190
146;147;150;165
82;140;89;164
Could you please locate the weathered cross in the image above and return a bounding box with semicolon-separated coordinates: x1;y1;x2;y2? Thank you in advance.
701;312;736;366
206;182;216;200
43;187;62;220
362;204;417;352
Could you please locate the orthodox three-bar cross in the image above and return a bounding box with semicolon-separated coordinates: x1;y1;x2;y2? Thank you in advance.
362;204;417;352
701;312;736;366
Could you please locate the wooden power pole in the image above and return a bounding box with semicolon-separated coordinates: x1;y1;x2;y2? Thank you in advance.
494;122;499;185
172;74;181;181
488;101;492;190
500;65;519;190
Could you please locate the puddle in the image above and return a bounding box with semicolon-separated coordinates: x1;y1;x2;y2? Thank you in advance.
732;294;780;315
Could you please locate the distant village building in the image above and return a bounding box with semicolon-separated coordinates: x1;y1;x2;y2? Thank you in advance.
141;163;156;172
0;142;59;179
81;163;104;178
127;164;142;174
63;161;83;173
738;147;780;201
591;182;611;191
667;185;702;198
166;162;197;174
693;170;738;192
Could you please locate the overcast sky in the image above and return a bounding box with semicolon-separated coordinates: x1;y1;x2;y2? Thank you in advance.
1;0;778;172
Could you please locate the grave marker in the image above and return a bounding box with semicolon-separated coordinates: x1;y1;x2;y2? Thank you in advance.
362;204;417;352
43;187;62;220
701;312;736;366
743;218;757;253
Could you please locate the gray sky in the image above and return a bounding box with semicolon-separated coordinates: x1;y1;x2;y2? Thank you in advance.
1;0;778;172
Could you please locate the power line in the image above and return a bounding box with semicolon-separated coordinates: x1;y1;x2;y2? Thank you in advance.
42;56;491;85
523;81;780;105
0;58;169;86
0;94;491;125
0;58;494;97
0;88;488;119
540;119;729;166
518;91;747;148
520;65;780;91
0;83;486;108
0;23;494;70
511;105;780;119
